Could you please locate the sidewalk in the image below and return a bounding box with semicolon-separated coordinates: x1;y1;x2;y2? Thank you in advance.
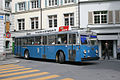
0;53;20;65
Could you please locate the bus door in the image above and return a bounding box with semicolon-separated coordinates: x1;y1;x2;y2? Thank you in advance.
68;34;77;61
42;36;47;58
16;38;22;56
45;35;56;59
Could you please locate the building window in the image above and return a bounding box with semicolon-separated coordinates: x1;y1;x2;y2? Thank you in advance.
48;15;57;28
49;0;57;6
5;14;10;21
94;11;108;24
64;13;74;26
18;2;25;11
31;0;39;9
64;0;74;4
5;2;10;9
18;19;25;30
31;17;39;29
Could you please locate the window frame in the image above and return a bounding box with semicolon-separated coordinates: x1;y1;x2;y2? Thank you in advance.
48;15;57;28
48;0;58;7
64;13;74;27
93;11;108;24
64;0;74;4
18;19;25;30
18;2;25;11
31;17;39;30
31;0;39;9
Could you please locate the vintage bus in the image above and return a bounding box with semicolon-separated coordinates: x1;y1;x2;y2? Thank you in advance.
14;29;99;63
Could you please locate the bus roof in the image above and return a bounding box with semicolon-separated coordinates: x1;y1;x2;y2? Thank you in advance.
15;30;97;38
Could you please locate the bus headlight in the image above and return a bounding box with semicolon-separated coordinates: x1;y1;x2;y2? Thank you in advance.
96;50;98;54
84;50;87;54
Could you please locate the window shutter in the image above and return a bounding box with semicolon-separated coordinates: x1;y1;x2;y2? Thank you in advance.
28;1;30;10
38;0;41;8
61;0;63;5
115;11;120;24
45;0;47;7
74;0;77;3
108;11;113;24
57;0;59;6
88;12;93;25
25;2;27;10
15;3;17;12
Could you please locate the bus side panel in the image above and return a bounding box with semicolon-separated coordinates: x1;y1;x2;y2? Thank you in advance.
14;46;22;56
67;45;82;62
75;45;82;62
22;46;42;58
14;46;17;55
44;45;69;61
44;45;56;59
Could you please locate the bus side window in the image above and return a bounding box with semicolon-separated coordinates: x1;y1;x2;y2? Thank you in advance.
35;36;41;45
58;34;67;44
43;36;47;45
28;37;34;45
48;35;56;45
69;34;76;44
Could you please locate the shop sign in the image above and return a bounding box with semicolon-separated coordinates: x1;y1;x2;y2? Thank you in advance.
59;26;69;32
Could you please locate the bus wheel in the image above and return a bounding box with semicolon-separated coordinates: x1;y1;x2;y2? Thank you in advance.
58;51;65;64
24;50;29;59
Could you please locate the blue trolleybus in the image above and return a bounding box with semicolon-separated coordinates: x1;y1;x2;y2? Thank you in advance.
14;29;99;63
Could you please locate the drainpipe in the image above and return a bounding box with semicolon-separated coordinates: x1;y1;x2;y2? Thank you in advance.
78;0;80;29
40;0;42;30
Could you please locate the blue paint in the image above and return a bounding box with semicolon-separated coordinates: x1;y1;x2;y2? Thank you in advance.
14;44;99;62
0;16;4;19
90;35;97;38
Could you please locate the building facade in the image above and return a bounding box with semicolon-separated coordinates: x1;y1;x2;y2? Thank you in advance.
80;0;120;59
11;0;79;37
0;0;12;60
12;0;120;59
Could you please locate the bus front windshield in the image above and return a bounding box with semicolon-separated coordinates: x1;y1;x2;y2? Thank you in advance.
89;35;98;45
81;35;89;45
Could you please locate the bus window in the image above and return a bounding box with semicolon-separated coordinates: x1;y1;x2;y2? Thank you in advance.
28;37;34;45
58;34;67;44
18;38;21;46
69;34;76;44
43;36;47;45
90;35;98;45
21;38;28;46
81;35;88;45
35;36;41;45
48;35;56;45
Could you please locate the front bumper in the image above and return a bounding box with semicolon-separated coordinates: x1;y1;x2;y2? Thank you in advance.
81;57;99;61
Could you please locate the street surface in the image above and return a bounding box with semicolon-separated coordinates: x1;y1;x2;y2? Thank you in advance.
0;56;120;80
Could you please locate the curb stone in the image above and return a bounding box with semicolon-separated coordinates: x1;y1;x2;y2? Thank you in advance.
0;60;20;65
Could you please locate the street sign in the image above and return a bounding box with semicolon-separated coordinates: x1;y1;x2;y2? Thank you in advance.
0;16;4;20
6;32;11;38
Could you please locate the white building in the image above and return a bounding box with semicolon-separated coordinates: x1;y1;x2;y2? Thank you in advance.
12;0;120;59
80;0;120;59
0;0;11;60
11;0;79;37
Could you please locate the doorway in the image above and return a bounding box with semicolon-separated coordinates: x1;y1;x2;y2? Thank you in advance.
101;40;113;58
5;41;10;49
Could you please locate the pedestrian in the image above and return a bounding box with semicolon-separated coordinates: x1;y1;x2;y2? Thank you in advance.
103;42;110;60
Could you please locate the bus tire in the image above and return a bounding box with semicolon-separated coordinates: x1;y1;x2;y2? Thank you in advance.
58;51;65;64
24;50;29;59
